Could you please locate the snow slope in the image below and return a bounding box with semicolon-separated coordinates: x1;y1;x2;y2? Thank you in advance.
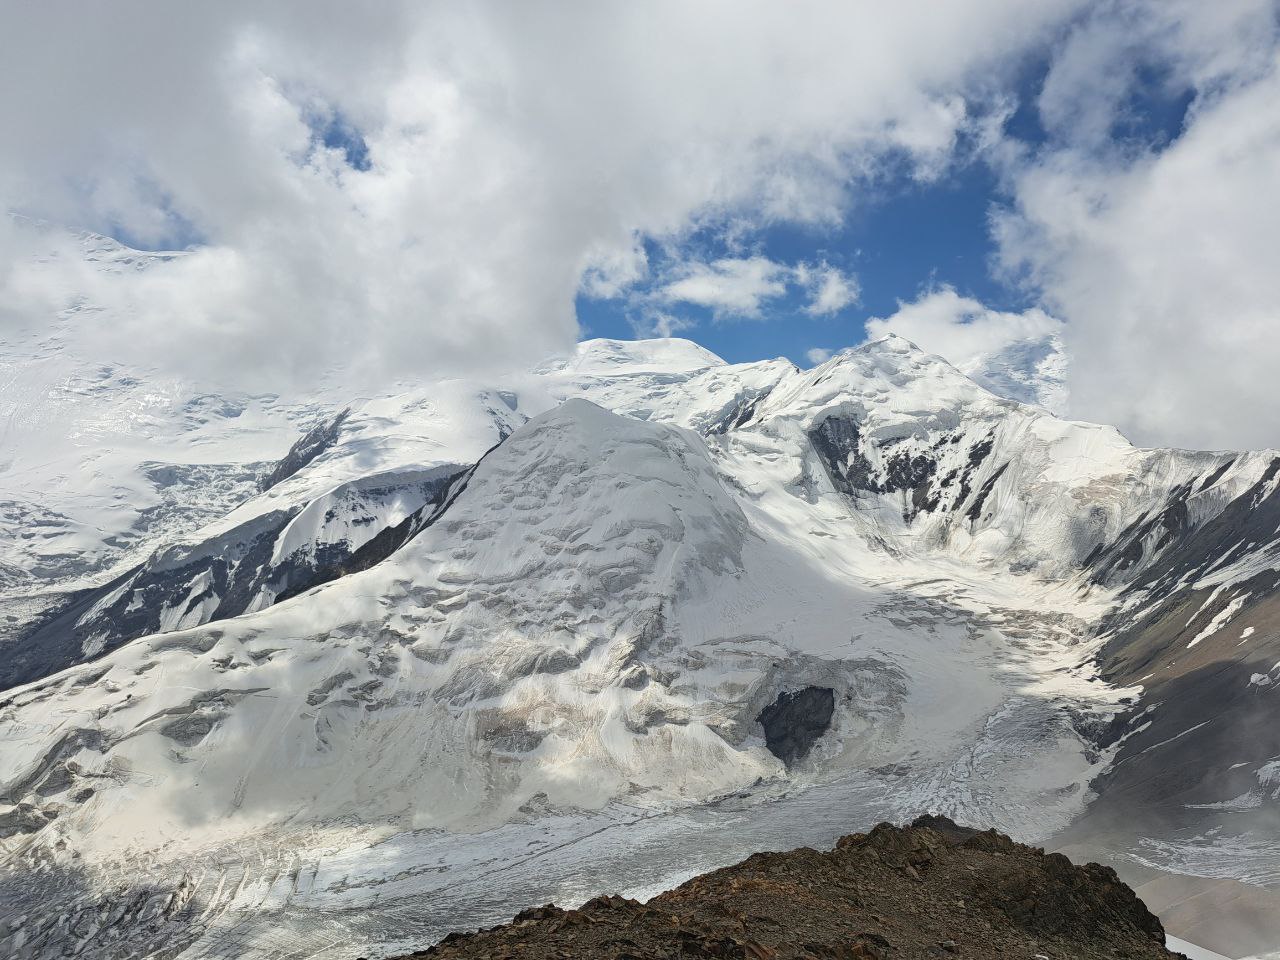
0;396;1133;958
2;241;1279;957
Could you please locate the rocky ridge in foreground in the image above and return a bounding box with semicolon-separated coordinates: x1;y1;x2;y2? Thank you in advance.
398;817;1176;960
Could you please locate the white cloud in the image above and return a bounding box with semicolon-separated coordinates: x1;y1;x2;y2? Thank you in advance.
0;1;1087;391
805;347;834;365
630;310;696;340
993;0;1280;448
579;240;649;300
795;261;860;316
660;257;789;319
865;287;1060;368
655;255;858;321
14;2;1273;450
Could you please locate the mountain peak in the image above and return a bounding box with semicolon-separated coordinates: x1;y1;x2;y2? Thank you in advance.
855;332;928;356
544;338;726;376
819;333;987;396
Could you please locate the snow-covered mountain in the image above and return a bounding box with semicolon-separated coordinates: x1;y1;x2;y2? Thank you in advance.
2;254;1279;957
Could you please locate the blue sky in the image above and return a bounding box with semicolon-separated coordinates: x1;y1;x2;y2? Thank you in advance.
576;52;1196;369
575;156;1021;367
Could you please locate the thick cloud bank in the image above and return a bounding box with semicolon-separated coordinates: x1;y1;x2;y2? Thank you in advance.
0;1;1077;389
2;2;1279;451
992;0;1280;449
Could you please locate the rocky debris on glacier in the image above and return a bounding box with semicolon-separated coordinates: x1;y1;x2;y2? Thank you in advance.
399;817;1175;960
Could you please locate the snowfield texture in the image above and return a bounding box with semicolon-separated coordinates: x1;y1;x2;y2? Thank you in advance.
2;234;1280;958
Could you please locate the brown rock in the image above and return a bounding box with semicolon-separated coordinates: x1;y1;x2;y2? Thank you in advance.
387;818;1178;960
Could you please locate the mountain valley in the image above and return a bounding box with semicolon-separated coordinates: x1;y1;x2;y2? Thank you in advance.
1;239;1279;959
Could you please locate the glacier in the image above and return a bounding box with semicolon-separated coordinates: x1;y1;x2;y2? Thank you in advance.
2;240;1280;958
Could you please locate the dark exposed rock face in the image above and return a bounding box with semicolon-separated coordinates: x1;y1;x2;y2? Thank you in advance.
705;384;780;436
757;686;835;765
270;465;472;604
963;461;1006;523
1082;455;1272;590
1079;459;1280;806
807;416;1002;524
259;408;350;491
1055;454;1280;956
808;416;879;498
399;817;1174;960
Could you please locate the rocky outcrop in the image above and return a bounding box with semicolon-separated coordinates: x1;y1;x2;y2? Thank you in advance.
757;686;835;765
259;408;350;491
399;817;1175;959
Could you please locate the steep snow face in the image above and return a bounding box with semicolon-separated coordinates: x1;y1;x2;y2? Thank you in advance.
4;464;467;685
736;335;1226;582
0;403;775;865
0;402;1118;863
207;382;528;539
1;404;758;831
